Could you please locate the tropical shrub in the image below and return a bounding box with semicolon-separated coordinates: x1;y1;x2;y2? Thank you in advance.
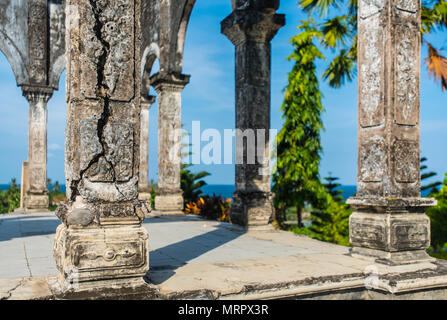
0;179;21;213
48;180;66;211
181;163;210;206
185;194;231;222
426;173;447;250
290;196;351;247
308;197;351;246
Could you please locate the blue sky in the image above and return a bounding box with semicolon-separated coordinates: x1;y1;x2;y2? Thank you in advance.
0;1;446;187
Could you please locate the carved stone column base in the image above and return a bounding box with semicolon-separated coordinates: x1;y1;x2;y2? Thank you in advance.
231;191;273;227
351;247;434;266
154;190;183;213
53;224;149;285
138;192;151;202
24;193;49;211
138;192;152;218
347;197;436;265
48;273;156;299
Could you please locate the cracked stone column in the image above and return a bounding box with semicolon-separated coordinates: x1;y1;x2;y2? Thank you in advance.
53;0;149;289
221;2;285;227
138;95;156;203
347;0;436;265
20;86;53;212
150;72;189;214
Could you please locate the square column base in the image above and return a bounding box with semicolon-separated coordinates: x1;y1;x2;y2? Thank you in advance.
347;197;436;265
48;274;156;299
53;224;149;286
231;191;273;227
138;192;151;202
351;247;435;266
154;191;183;213
24;193;49;211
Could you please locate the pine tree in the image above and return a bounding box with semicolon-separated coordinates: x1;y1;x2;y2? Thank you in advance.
308;197;351;246
426;174;447;249
272;19;328;229
323;172;344;203
421;157;442;195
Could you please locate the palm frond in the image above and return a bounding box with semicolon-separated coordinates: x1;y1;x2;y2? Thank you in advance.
299;0;343;17
323;49;356;88
320;16;350;49
425;41;447;91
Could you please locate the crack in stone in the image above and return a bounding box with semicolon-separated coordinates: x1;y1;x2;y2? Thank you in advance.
1;279;25;300
70;1;118;201
23;243;32;277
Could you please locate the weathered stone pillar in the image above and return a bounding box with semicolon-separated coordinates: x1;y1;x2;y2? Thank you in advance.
138;95;156;203
20;86;53;212
54;0;149;289
150;72;189;214
221;2;284;227
347;0;436;265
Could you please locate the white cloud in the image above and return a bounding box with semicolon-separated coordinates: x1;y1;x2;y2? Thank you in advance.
48;143;62;151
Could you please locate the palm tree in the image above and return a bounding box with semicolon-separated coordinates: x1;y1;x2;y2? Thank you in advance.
298;0;447;91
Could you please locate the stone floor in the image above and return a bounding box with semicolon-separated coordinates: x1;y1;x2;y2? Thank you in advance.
2;212;447;299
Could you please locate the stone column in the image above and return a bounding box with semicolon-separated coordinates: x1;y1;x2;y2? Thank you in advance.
150;72;189;214
20;86;53;212
54;0;149;290
347;0;436;265
138;95;155;203
221;5;285;227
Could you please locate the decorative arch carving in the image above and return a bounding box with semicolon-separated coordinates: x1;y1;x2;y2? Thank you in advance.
48;54;65;90
141;43;160;97
0;30;28;86
175;0;196;71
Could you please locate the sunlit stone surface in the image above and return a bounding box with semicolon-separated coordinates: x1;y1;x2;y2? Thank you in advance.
347;0;436;265
53;0;149;289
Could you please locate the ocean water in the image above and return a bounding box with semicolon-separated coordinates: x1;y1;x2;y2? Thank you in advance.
201;184;358;200
0;183;433;200
201;184;235;199
200;185;435;200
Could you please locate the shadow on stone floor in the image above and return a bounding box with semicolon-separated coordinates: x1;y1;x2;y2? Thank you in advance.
0;215;60;242
147;226;243;284
143;215;211;223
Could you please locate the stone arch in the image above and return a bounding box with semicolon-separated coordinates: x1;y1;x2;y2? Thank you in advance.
141;43;160;97
0;30;28;86
174;0;196;72
48;54;65;90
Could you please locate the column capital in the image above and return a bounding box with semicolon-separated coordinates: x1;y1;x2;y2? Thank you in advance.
150;72;190;93
347;197;437;213
232;0;280;12
21;85;53;104
221;9;285;46
141;95;156;110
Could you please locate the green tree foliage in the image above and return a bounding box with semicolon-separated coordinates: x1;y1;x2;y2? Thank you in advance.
308;197;352;246
272;19;328;228
426;174;447;249
179;128;211;207
421;157;442;195
47;179;66;211
148;179;157;209
323;172;344;203
298;0;447;91
0;178;21;213
181;163;210;205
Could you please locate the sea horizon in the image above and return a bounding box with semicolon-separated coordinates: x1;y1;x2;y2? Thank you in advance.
0;183;434;200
